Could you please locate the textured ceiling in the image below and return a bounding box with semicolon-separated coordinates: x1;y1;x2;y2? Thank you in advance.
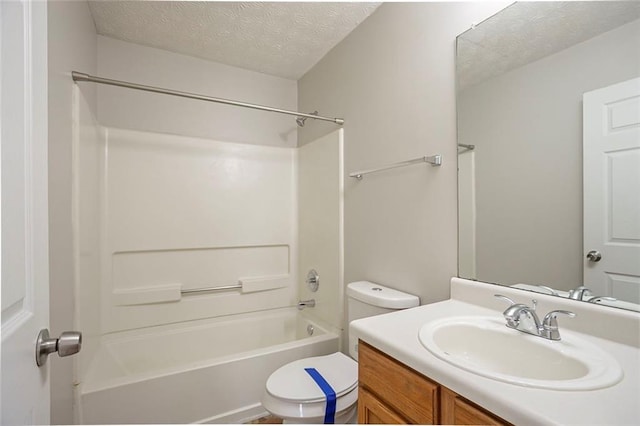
457;1;640;90
88;1;381;80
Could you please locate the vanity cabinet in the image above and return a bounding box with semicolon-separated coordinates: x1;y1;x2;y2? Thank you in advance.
358;341;510;425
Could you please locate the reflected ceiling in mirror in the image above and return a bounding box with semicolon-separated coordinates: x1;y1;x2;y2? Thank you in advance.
456;1;640;312
457;2;640;90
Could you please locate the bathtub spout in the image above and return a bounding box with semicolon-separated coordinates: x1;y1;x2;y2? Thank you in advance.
297;299;316;310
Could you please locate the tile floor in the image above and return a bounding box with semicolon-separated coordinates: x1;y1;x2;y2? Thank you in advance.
247;414;283;424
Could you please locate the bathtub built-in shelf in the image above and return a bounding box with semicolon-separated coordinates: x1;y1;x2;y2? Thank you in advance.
113;284;182;305
180;283;242;295
349;154;442;180
113;275;289;306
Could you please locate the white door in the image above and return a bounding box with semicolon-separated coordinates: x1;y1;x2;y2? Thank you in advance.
1;0;51;423
583;77;640;303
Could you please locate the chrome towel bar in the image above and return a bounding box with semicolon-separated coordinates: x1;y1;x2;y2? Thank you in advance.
349;154;442;180
113;276;289;305
457;143;475;153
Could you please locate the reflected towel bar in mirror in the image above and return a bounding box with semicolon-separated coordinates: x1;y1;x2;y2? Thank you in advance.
349;154;442;180
457;143;475;153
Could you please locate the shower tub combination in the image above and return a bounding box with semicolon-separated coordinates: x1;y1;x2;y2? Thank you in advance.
79;308;338;424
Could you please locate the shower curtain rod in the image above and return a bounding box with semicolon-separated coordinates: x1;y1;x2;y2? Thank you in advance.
71;71;344;125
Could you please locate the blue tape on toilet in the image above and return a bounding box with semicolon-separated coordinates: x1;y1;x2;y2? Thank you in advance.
304;368;336;424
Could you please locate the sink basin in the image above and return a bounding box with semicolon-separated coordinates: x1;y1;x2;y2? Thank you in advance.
418;316;623;390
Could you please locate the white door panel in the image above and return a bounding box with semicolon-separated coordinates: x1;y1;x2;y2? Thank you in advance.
583;77;640;303
1;0;50;423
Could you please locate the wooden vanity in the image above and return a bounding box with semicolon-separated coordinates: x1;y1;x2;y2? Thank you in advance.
350;279;640;425
358;341;510;425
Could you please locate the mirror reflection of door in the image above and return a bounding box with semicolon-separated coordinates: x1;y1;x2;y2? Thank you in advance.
583;77;640;305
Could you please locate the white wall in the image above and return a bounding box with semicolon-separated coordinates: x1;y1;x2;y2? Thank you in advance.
298;129;344;333
47;1;97;423
98;128;297;332
458;19;640;290
96;36;298;147
298;3;509;313
73;87;103;387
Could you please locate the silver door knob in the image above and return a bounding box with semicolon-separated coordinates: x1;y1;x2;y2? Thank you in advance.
36;329;82;367
586;250;602;262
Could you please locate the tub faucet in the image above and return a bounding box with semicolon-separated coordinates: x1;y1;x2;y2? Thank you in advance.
297;299;316;310
494;294;575;341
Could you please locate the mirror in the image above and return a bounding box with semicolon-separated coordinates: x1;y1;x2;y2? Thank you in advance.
456;1;640;312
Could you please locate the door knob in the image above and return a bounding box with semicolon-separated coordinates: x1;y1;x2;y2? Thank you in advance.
586;250;602;262
36;329;82;367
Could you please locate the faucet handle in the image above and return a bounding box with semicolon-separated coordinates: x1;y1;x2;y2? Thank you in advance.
536;285;559;296
542;310;576;340
543;310;576;324
495;295;525;328
494;294;516;305
588;296;617;304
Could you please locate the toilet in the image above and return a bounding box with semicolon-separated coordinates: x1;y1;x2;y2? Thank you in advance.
261;281;419;423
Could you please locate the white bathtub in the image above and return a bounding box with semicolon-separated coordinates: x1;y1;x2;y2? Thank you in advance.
79;308;339;424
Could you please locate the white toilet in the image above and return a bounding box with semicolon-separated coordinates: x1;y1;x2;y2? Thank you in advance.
261;281;419;423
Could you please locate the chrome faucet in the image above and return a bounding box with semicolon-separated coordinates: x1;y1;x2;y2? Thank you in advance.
495;294;575;341
568;286;617;304
297;299;316;310
568;286;592;300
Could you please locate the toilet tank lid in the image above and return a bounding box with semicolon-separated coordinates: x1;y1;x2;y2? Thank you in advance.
346;281;419;309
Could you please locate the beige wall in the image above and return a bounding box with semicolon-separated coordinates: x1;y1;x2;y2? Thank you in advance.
298;3;508;313
47;1;97;424
459;19;640;290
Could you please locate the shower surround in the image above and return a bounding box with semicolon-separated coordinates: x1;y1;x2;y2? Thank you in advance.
73;36;344;423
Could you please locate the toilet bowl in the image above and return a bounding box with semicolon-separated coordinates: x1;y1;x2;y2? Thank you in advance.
261;281;419;423
262;352;358;424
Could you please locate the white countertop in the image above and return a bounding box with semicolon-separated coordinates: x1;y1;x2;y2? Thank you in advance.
349;278;640;426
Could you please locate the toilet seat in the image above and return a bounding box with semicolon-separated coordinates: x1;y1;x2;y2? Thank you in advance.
262;352;359;422
262;386;358;421
265;352;357;402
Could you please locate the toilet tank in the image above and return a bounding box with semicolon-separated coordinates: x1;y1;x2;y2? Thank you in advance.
346;281;419;359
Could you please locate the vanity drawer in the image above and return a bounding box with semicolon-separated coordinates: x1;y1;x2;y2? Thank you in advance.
358;387;408;424
440;387;510;426
358;341;439;424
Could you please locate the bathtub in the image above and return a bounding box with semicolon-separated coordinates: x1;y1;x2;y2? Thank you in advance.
79;308;339;424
